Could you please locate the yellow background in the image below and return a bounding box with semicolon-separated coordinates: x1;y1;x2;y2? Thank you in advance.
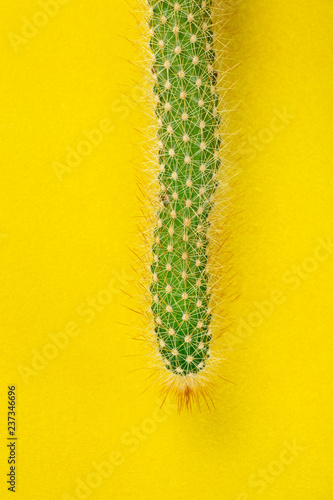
1;0;332;498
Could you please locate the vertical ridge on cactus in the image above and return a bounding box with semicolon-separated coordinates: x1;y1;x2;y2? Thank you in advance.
144;0;227;409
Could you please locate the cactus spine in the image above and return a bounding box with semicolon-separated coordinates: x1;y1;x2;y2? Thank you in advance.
148;0;222;403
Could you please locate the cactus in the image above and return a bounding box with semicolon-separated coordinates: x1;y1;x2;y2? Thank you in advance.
147;0;224;407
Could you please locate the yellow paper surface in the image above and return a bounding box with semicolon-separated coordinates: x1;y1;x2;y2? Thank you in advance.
1;0;332;498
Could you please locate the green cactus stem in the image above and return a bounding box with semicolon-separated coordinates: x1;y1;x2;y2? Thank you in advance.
148;0;221;382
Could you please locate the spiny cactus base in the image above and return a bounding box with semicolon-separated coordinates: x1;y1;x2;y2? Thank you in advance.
148;0;222;402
